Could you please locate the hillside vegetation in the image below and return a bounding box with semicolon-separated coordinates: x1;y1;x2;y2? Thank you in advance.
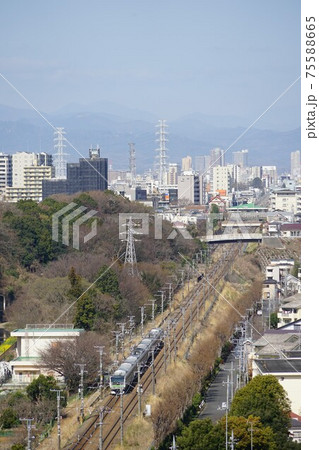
0;190;200;332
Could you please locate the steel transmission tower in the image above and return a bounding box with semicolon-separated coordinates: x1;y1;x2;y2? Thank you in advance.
53;128;68;179
128;143;136;187
155;120;168;190
124;217;139;277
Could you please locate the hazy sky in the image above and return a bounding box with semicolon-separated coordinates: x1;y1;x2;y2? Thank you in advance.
0;1;300;130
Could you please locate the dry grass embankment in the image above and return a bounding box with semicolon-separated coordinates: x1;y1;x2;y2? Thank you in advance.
116;251;263;448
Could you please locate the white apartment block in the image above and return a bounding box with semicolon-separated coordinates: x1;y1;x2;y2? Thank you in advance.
0;153;12;192
211;165;232;195
12;152;38;187
270;189;301;215
4;151;53;202
5;165;53;202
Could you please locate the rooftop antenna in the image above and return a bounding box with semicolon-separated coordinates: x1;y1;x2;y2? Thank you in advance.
155;120;168;190
53;127;68;179
129;143;136;187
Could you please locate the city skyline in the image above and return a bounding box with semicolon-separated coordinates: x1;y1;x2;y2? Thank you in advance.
0;1;300;132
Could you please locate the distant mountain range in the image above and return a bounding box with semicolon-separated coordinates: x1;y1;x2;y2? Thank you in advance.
0;103;300;172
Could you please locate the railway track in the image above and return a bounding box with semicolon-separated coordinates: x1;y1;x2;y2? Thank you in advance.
64;243;241;449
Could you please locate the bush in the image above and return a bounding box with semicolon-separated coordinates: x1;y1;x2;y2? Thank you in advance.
11;444;25;450
0;408;19;429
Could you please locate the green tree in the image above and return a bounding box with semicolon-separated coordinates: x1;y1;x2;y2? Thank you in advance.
96;267;121;298
230;375;291;447
251;177;263;189
291;260;300;278
270;312;279;329
210;415;276;449
0;408;19;429
26;375;60;402
74;292;96;330
210;204;220;229
177;418;216;450
67;267;84;299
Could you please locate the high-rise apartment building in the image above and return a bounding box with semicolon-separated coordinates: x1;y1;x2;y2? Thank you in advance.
181;156;192;172
0;153;12;192
12;152;38;187
5;165;53;202
291;150;301;180
212;166;232;195
4;151;53;202
166;163;179;186
233;149;248;168
195;155;211;174
251;166;263;180
210;148;225;167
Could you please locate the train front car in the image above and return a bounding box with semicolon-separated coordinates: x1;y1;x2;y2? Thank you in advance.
109;369;126;394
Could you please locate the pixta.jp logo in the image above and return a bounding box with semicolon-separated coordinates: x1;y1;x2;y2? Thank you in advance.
118;213;193;240
52;202;98;249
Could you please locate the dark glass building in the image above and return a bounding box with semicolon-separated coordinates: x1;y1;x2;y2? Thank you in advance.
42;147;108;199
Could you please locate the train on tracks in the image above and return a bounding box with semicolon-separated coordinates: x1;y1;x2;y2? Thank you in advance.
110;327;164;394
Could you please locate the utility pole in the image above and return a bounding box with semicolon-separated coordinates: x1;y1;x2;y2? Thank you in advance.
190;298;194;333
137;364;142;415
167;321;172;364
222;375;231;450
225;361;236;401
248;421;253;450
230;429;235;450
151;349;156;395
117;322;126;358
166;283;173;311
140;306;145;338
75;364;87;424
181;306;185;340
120;388;124;445
20;418;34;450
127;315;135;345
157;290;165;315
148;299;156;323
97;407;104;450
50;390;64;450
163;331;167;373
113;330;121;364
94;346;105;399
172;321;177;362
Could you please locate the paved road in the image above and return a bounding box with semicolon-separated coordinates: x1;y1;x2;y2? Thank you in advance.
199;353;238;423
